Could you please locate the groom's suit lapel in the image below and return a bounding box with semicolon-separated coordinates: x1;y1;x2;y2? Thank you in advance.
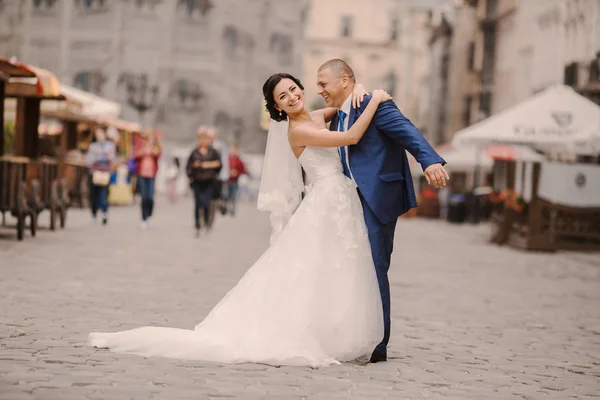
330;114;339;132
348;106;357;130
348;106;359;155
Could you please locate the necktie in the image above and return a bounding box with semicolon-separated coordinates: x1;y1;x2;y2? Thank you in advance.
338;111;350;178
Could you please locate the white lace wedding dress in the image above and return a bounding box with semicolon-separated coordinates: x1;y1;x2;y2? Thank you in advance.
88;147;383;367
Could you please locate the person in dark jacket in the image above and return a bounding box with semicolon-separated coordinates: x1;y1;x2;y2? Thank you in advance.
186;127;221;236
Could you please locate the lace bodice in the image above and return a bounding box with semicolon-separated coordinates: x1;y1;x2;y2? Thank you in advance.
299;147;344;185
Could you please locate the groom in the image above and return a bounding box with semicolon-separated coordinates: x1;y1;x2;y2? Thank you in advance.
317;59;448;363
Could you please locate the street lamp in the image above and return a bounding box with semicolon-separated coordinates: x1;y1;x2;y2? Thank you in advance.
123;74;159;125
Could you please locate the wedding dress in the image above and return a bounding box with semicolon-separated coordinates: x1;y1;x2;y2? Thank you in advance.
88;146;383;367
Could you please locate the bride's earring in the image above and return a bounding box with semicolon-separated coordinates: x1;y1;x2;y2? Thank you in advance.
279;111;283;117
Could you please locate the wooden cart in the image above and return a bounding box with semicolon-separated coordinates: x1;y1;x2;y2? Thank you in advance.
43;110;98;209
0;59;67;239
0;156;31;240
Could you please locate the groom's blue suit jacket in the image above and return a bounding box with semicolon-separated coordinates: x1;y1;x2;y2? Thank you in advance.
330;95;445;224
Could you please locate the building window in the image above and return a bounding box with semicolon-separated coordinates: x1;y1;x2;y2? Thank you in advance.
467;41;475;72
481;29;496;85
478;91;492;120
590;51;600;81
340;15;353;38
463;95;473;127
270;32;294;66
563;62;579;86
73;70;107;94
390;18;399;41
223;26;240;59
131;0;163;10
33;0;58;8
177;0;214;17
74;0;107;10
384;70;396;98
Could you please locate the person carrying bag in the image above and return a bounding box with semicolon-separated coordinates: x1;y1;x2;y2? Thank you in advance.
86;128;116;224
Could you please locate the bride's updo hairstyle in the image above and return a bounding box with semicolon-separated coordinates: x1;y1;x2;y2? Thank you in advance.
262;73;304;122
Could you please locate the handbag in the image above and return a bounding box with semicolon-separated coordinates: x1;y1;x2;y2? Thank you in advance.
127;157;137;175
92;170;111;186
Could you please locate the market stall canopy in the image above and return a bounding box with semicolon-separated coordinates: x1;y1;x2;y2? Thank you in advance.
451;84;600;155
0;58;63;98
57;84;121;118
40;110;97;124
97;117;141;132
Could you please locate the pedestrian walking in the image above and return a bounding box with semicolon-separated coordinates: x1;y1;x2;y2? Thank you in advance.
135;129;162;229
186;127;222;236
86;127;116;225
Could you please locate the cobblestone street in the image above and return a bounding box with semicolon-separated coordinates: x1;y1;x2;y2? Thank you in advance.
1;196;599;400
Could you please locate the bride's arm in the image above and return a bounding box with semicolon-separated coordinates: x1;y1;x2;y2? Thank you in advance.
290;90;392;148
310;107;338;124
309;83;369;123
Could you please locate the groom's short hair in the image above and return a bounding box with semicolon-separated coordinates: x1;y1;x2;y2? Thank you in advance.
318;59;356;83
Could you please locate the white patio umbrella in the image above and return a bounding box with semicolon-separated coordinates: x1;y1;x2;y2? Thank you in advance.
452;84;600;155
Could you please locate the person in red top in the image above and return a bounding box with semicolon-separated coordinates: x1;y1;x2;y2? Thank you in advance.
226;144;249;216
135;129;162;229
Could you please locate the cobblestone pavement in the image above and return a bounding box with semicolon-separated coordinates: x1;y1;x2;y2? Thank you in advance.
1;196;599;400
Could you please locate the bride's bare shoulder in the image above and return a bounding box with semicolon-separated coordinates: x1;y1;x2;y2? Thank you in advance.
288;121;323;146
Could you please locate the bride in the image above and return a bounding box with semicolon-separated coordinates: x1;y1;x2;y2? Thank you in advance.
88;73;393;367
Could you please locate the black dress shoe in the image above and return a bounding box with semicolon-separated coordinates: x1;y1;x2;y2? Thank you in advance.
369;353;387;363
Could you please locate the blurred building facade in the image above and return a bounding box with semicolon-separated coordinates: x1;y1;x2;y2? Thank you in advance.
301;0;432;129
472;0;600;118
486;0;600;112
0;0;308;152
427;0;478;146
424;0;600;145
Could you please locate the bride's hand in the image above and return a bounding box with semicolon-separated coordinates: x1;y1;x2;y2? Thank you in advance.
352;83;369;108
372;89;393;104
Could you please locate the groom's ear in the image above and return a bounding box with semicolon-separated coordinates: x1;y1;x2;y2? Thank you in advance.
341;75;350;89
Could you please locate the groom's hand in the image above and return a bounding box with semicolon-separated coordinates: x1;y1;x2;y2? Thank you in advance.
424;163;449;188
